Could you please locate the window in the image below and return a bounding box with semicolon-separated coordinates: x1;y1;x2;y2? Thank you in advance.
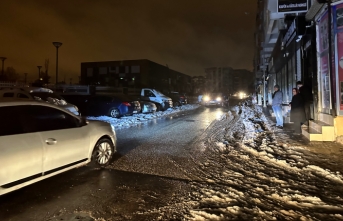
87;68;93;77
99;67;107;75
3;92;14;97
0;106;25;136
131;66;140;73
24;106;80;132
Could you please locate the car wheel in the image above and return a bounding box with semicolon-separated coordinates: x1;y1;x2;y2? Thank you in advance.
108;108;120;118
92;138;114;167
156;104;162;111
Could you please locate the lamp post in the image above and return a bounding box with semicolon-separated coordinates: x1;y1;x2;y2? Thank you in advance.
52;42;62;85
37;65;42;79
0;57;6;76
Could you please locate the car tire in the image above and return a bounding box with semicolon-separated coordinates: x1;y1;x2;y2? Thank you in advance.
108;108;120;118
91;138;114;167
156;104;162;111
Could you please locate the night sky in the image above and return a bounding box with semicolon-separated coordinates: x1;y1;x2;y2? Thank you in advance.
1;0;257;83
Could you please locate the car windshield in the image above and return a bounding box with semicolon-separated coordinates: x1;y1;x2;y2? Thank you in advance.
30;92;65;101
153;90;166;96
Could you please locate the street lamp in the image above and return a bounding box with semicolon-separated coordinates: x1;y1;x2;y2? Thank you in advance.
52;42;62;85
0;57;6;76
37;65;42;79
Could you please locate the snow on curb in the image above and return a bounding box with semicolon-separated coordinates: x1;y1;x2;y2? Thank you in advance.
87;104;200;129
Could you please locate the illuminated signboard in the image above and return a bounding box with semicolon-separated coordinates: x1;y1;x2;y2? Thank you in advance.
278;0;308;13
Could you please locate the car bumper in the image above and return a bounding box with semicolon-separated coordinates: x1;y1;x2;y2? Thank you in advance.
204;101;222;106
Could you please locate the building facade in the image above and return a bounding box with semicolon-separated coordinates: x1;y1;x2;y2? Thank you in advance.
80;59;192;94
205;67;254;95
255;0;343;142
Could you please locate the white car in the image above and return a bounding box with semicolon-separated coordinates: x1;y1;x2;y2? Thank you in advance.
0;87;80;116
0;100;117;196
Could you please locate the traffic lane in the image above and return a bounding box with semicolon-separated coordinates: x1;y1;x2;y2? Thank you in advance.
115;105;227;156
0;106;230;220
0;166;190;221
110;106;230;181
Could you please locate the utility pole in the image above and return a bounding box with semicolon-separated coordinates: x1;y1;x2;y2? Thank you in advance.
52;42;62;85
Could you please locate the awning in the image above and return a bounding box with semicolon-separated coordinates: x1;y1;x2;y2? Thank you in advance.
305;1;324;21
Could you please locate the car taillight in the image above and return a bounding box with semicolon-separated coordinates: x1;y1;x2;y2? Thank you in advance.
122;102;131;106
180;96;184;98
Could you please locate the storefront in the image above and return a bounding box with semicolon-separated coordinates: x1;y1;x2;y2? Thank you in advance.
333;2;343;116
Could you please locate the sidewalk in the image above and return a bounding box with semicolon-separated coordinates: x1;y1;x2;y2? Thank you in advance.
262;106;343;174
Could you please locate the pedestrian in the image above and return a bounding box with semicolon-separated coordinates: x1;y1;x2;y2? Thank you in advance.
289;88;306;135
272;85;283;129
296;81;312;126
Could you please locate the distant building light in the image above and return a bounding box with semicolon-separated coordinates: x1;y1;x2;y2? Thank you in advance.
132;77;135;81
120;78;123;80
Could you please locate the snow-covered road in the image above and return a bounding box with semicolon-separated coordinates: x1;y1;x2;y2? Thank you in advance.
2;101;343;221
89;100;343;220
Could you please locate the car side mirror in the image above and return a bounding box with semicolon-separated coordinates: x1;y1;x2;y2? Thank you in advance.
80;116;89;126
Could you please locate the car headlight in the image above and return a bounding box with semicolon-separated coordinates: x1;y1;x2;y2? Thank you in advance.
203;96;210;101
216;97;221;101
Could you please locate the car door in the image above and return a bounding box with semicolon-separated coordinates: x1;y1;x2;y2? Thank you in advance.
25;105;90;174
0;106;43;188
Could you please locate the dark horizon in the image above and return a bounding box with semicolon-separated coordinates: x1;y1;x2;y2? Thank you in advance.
0;0;257;83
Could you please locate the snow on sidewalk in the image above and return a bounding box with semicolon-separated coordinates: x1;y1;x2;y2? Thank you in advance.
147;100;343;221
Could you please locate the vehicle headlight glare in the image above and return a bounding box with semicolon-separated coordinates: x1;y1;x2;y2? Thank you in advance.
204;96;210;101
216;97;221;101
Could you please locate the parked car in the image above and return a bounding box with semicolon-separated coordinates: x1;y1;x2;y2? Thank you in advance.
0;87;80;116
202;93;229;107
85;95;140;118
168;91;187;106
140;101;157;113
0;100;117;196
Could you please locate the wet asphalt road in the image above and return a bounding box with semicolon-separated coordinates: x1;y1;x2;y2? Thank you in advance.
0;102;240;221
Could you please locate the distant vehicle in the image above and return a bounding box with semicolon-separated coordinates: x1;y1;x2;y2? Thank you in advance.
202;93;229;107
131;97;157;113
167;92;187;106
84;95;140;118
49;85;173;112
140;101;157;113
0;100;116;196
0;87;80;116
140;88;173;111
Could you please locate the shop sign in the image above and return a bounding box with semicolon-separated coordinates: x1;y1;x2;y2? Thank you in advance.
278;0;308;13
283;19;296;46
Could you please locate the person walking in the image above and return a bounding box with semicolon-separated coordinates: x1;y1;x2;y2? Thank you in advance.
290;88;306;135
272;85;283;129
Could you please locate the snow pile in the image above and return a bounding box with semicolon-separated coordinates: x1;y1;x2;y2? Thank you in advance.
87;104;200;129
145;101;343;220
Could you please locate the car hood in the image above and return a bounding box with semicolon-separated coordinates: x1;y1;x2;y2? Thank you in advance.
160;95;172;100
